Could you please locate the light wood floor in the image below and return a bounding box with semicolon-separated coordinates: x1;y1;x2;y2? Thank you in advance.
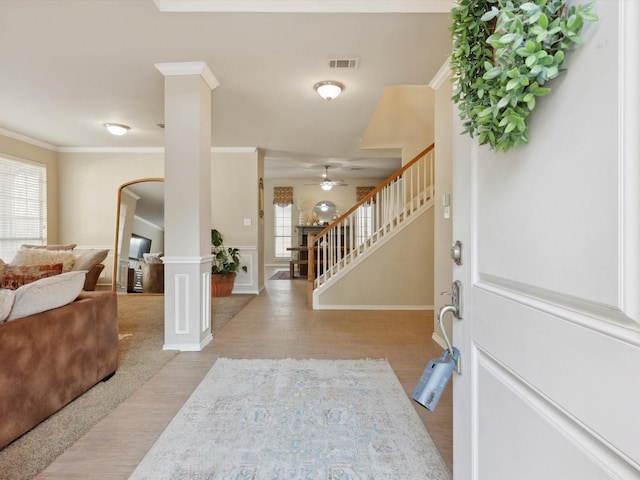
36;269;453;479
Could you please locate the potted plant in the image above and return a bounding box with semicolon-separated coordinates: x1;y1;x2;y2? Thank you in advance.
210;228;247;296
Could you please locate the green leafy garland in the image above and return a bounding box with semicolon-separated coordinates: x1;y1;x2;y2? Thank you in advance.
450;0;597;151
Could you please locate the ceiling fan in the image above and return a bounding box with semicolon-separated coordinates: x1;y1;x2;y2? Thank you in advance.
306;166;348;191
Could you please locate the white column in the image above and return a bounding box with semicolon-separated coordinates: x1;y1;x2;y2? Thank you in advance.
155;62;218;351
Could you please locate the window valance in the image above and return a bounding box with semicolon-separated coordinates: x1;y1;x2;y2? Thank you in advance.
356;186;376;203
273;186;293;206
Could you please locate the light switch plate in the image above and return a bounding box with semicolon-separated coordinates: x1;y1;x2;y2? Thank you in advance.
243;218;251;226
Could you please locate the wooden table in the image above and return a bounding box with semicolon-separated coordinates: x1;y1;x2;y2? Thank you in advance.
287;246;309;277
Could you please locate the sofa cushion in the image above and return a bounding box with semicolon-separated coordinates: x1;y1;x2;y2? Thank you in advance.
72;248;109;271
0;289;15;322
0;263;63;290
12;248;76;272
6;271;86;321
21;243;77;251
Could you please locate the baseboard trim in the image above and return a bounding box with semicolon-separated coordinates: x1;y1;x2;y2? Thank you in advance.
163;333;212;352
432;331;448;350
314;304;434;311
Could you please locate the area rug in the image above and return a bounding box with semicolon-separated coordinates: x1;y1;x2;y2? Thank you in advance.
0;293;256;480
269;270;307;280
129;358;451;480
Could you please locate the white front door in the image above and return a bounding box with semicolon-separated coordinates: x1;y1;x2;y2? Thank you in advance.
451;3;640;479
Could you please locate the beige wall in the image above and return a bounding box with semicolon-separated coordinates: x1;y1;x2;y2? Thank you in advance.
57;151;164;245
56;151;164;285
355;84;436;309
263;177;387;266
315;207;435;309
0;133;60;244
211;149;262;293
360;85;435;162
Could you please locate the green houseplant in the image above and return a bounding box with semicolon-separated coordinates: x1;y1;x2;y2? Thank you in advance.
210;228;247;296
450;0;597;151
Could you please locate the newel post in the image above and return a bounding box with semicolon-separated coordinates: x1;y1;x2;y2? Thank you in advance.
307;234;315;308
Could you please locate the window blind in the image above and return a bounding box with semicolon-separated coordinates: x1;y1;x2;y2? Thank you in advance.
0;157;47;261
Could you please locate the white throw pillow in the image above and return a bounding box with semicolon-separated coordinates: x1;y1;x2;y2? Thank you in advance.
6;271;86;322
11;248;76;273
72;248;109;271
0;289;15;322
142;252;163;264
21;243;77;251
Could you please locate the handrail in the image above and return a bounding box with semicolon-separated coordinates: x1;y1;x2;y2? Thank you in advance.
307;143;435;306
311;144;435;240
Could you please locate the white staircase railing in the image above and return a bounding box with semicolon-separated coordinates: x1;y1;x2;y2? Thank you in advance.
308;144;435;298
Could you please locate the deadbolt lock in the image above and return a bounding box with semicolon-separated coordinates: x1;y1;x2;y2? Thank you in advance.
450;240;462;265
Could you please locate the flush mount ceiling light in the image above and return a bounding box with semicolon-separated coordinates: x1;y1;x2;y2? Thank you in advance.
314;81;344;101
104;123;130;136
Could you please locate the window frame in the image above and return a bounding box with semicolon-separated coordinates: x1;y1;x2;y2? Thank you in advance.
273;203;292;259
0;156;48;260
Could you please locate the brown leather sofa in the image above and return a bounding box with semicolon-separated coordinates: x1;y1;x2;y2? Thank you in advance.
83;263;105;291
0;291;118;449
141;263;164;293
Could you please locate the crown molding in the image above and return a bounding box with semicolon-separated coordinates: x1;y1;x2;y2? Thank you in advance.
0;127;58;151
429;58;451;89
153;0;454;13
155;62;219;90
211;147;257;154
58;147;165;154
57;146;258;154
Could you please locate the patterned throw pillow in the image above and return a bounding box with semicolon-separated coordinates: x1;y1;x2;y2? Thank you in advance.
0;264;63;290
11;248;76;272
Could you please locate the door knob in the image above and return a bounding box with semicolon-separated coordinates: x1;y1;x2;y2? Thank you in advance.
440;280;462;319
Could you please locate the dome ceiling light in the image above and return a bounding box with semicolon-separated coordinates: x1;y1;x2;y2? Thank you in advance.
314;81;344;101
104;123;130;136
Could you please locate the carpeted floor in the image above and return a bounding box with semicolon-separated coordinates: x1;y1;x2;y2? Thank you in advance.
130;358;451;480
0;293;255;480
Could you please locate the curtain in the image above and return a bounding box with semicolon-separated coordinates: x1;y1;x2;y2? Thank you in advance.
273;186;293;206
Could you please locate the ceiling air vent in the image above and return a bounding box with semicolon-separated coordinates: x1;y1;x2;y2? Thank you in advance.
329;58;360;69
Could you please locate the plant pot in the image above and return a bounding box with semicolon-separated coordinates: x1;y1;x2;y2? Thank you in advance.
211;272;236;297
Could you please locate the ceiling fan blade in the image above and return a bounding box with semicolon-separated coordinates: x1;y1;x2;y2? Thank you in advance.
303;166;349;187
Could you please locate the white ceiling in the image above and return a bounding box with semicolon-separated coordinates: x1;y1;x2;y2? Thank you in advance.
0;0;453;180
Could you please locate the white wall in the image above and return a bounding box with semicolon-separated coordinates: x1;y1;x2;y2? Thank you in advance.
431;63;455;347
